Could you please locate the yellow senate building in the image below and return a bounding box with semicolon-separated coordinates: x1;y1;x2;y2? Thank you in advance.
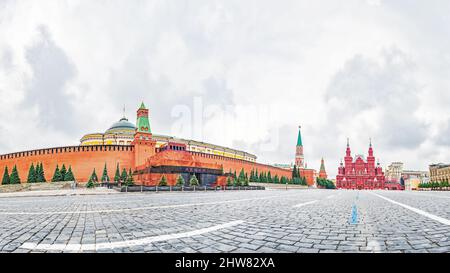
81;116;136;146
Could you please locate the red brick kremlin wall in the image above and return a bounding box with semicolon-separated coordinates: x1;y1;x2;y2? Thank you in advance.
136;149;293;186
190;152;292;179
0;146;291;185
0;145;134;182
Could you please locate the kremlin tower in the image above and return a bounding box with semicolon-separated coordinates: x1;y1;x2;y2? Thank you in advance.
293;126;316;186
295;126;305;169
132;102;157;167
319;158;327;179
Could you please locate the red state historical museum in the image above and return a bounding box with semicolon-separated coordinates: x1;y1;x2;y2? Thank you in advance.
336;139;385;190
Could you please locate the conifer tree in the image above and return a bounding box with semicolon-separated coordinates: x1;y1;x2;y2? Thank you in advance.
60;164;67;181
89;168;98;183
9;165;21;184
35;163;41;182
189;174;199;186
261;172;268;183
121;168;128;182
2;166;10;185
159;175;168;186
127;169;134;185
35;163;40;180
243;173;249;186
101;163;110;182
52;165;63;182
27;163;37;183
250;169;255;182
234;174;242;186
36;163;46;182
267;171;272;183
302;176;307;186
114;163;121;182
176;175;185;186
238;169;246;184
273;175;279;184
64;166;75;182
226;176;233;186
292;165;298;178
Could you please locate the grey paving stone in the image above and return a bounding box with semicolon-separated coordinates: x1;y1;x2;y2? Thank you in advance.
0;189;448;253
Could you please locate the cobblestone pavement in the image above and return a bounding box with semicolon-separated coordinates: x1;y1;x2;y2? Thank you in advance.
0;189;449;253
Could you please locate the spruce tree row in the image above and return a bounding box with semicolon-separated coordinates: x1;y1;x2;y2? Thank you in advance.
2;163;51;185
316;178;336;189
87;163;134;188
2;165;21;185
1;163;77;185
224;168;250;187
158;174;198;187
26;162;47;183
248;167;307;186
51;164;75;182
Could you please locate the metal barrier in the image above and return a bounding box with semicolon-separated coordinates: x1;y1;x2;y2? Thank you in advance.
119;185;265;192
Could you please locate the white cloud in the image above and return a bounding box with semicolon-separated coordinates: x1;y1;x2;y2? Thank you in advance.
1;0;449;177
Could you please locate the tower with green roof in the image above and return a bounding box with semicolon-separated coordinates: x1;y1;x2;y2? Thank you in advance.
136;102;151;134
295;126;305;168
319;157;327;179
132;102;156;169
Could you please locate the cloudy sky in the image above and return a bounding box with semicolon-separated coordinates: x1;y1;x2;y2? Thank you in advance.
1;0;449;177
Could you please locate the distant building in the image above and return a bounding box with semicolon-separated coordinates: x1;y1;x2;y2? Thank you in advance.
294;126;316;186
429;163;450;184
80;109;257;163
318;158;328;179
273;163;294;170
386;162;404;183
336;139;386;190
300;166;317;187
295;126;305;168
384;162;428;190
401;170;429;191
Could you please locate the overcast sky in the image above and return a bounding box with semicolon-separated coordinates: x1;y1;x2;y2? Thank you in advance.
1;0;450;177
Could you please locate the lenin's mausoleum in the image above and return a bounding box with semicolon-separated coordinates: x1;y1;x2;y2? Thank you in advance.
0;102;293;186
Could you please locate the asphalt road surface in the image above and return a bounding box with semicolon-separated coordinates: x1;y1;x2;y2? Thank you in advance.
0;189;449;253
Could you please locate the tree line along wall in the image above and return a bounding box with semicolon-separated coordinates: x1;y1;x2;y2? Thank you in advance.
0;145;292;185
190;152;292;179
0;145;135;183
138;152;292;186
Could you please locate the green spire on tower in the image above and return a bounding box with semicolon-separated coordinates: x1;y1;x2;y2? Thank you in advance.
136;102;151;133
320;158;326;172
297;126;303;146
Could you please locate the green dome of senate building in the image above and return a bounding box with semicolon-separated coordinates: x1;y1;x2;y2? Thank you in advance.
105;117;136;134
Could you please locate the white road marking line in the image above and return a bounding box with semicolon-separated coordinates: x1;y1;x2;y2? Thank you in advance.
326;195;336;199
20;220;244;251
370;192;450;226
0;194;299;215
292;200;318;208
